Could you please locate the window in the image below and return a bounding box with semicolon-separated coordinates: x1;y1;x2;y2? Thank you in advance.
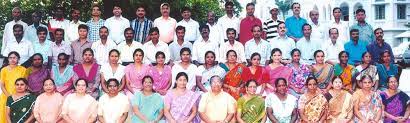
397;4;406;19
375;5;385;20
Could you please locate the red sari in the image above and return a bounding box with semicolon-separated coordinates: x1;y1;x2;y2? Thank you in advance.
220;63;250;100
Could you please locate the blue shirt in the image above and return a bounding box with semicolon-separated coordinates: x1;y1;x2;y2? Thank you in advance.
344;40;368;65
350;22;375;44
366;41;394;63
131;17;153;43
285;16;307;39
33;40;52;63
23;24;49;43
86;19;105;42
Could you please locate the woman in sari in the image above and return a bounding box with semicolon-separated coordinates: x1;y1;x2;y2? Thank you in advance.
262;48;292;95
266;78;298;123
196;51;226;92
26;53;50;95
237;80;266;123
125;48;150;99
325;76;353;123
377;50;398;90
286;49;311;97
131;76;164;123
100;49;126;93
0;51;27;123
72;48;100;98
220;50;249;99
243;53;264;95
5;78;36;123
355;52;379;90
352;75;383;123
298;77;328;123
164;72;200;122
61;79;98;123
380;76;410;123
311;50;334;93
51;53;74;96
334;51;357;92
33;78;64;123
148;51;172;95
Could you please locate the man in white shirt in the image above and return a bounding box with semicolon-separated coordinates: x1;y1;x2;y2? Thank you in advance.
322;28;344;64
48;7;69;41
117;28;143;65
104;4;130;44
219;28;246;63
176;7;200;44
192;25;219;66
270;22;295;60
169;26;192;63
66;8;85;42
245;25;270;66
308;10;325;41
33;27;52;65
91;26;117;65
2;7;28;53
143;27;171;64
206;11;223;46
218;1;240;41
24;11;48;43
153;3;177;44
51;28;72;64
296;24;321;64
2;24;34;65
328;7;349;43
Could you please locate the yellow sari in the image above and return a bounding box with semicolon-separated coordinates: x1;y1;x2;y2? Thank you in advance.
0;66;27;123
326;90;353;123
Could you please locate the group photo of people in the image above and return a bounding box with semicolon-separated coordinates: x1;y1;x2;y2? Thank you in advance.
0;0;409;123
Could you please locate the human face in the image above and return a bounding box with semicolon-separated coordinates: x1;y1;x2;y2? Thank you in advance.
109;52;119;64
307;79;318;92
176;76;188;89
78;28;88;39
362;53;372;64
246;5;255;16
55;9;64;19
37;31;47;42
180;51;191;62
107;81;119;95
13;27;24;39
302;25;311;38
176;29;185;41
251;55;261;66
361;78;373;91
227;31;236;42
271;51;282;63
71;9;80;21
124;30;134;41
276;80;288;95
43;79;56;93
99;28;108;40
32;14;41;23
375;29;384;41
387;77;398;90
333;9;341;19
113;6;122;17
181;10;191;19
150;31;159;43
315;52;325;64
32;55;43;67
160;5;170;17
75;80;87;94
355;12;366;22
210;78;223;93
292;51;301;63
332;78;343;90
292;4;301;15
382;52;391;63
278;23;287;36
82;51;94;63
8;54;19;65
15;80;27;93
12;9;22;21
91;6;101;17
200;28;209;39
142;78;153;92
133;51;144;63
339;53;348;64
156;54;165;65
207;12;215;24
225;5;234;15
329;29;339;41
55;31;64;43
205;53;215;66
252;26;262;39
136;7;146;18
58;55;68;67
351;31;359;41
246;81;257;95
309;11;319;22
227;51;237;63
270;8;279;17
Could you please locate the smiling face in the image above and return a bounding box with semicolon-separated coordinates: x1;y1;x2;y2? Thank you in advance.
176;75;188;89
136;7;146;18
107;80;119;95
387;77;399;90
291;51;301;63
276;80;288;95
109;51;119;64
315;51;325;64
205;52;215;66
332;78;343;90
43;79;56;93
271;51;282;63
142;77;153;92
82;50;94;63
15;80;28;93
75;80;87;94
246;81;257;95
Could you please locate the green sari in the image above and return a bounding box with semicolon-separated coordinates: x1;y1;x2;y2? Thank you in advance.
6;94;36;123
237;96;265;123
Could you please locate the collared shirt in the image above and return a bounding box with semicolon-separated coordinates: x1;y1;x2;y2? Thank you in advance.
87;18;105;42
23;24;48;43
322;39;344;63
169;41;192;62
198;91;236;122
192;38;220;64
33;40;52;63
285;16;307;39
91;39;117;65
3;39;34;64
296;37;321;60
219;40;246;63
117;41;143;63
308;20;325;41
270;36;296;59
366;41;394;63
328;20;350;43
263;18;283;42
70;40;92;64
143;41;171;64
245;38;270;64
177;19;200;42
206;23;224;46
104;16;130;44
1;20;28;53
131;17;153;43
344;40;367;65
171;63;198;90
66;20;86;42
350;22;375;44
218;15;240;40
51;41;72;63
48;18;70;30
153;16;177;43
239;16;262;44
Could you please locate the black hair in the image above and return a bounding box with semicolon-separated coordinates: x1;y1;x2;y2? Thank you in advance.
36;26;48;35
155;51;166;59
141;75;155;92
250;52;261;60
226;50;237;59
149;27;159;34
133;48;144;58
355;8;366;14
374;28;383;34
75;78;89;88
305;76;318;85
333;7;341;13
350;29;359;34
225;1;234;8
58;53;69;60
199;24;210;32
78;24;89;31
106;78;120;88
246;3;255;8
204;51;216;61
82;48;94;56
180;7;191;13
13;24;23;30
245;79;258;87
291;2;300;9
275;78;287;87
328;28;339;35
55;28;65;35
109;49;120;57
180;47;191;56
176;26;186;32
226;28;237;35
313;50;324;58
173;72;189;89
338;51;349;60
290;48;301;56
124;27;134;34
302;23;311;31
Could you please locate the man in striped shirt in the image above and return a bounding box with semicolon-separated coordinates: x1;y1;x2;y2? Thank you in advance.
262;4;283;42
131;5;153;43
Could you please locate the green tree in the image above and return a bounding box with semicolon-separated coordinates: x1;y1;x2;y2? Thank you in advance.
275;0;293;20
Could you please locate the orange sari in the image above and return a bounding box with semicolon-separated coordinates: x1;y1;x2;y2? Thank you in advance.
220;63;249;100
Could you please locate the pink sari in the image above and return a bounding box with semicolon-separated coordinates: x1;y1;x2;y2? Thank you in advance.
164;90;200;122
262;65;293;94
124;64;150;99
148;65;172;94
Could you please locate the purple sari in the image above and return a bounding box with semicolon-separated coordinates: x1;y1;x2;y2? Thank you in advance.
164;90;200;122
148;65;172;93
380;91;410;123
27;67;50;93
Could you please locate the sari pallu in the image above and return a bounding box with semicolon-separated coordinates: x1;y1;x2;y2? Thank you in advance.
352;90;383;123
237;96;265;123
262;66;293;94
73;63;100;98
27;67;50;93
313;64;334;89
299;93;328;122
164;90;200;122
220;63;249;100
325;90;353;123
6;94;36;123
148;65;172;92
380;91;410;123
51;65;74;96
334;64;356;90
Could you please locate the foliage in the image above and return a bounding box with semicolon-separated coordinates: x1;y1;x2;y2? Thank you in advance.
275;0;293;20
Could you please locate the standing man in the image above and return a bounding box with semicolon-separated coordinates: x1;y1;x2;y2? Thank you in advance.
245;25;271;65
322;28;344;65
2;24;34;65
219;28;246;63
66;7;85;42
2;7;28;53
169;26;193;62
344;29;367;65
192;25;220;65
104;3;130;44
218;1;240;41
130;5;153;43
48;6;69;41
366;28;394;63
91;26;117;65
153;3;177;44
328;7;350;43
177;7;200;44
263;5;283;42
24;11;48;43
308;10;325;41
70;24;92;64
117;28;143;65
285;3;307;42
206;11;223;46
296;24;321;63
87;5;105;42
350;8;375;44
33;27;52;65
239;3;262;44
